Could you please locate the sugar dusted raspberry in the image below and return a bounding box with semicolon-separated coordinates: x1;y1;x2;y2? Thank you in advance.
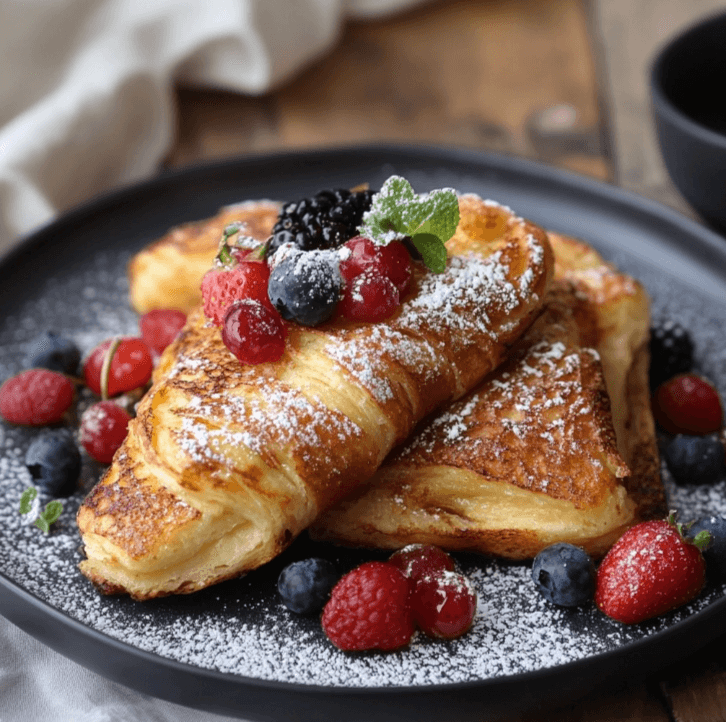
388;544;456;584
79;401;131;463
411;570;477;639
0;369;75;426
322;561;414;651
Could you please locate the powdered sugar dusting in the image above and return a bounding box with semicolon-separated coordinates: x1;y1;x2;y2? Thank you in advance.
2;203;726;695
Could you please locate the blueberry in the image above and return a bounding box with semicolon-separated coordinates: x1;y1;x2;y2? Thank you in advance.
278;558;338;614
268;250;342;326
25;430;81;497
25;331;80;375
689;516;726;579
532;543;595;607
663;434;725;485
649;319;694;390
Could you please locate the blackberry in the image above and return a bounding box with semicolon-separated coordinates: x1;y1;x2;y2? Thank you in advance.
25;430;81;497
532;543;595;607
663;434;725;485
268;188;376;257
25;331;80;375
649;319;694;389
278;558;338;614
267;250;342;327
689;516;726;578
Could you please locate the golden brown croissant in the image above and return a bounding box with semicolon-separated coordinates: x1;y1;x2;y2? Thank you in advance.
311;233;665;558
77;195;553;599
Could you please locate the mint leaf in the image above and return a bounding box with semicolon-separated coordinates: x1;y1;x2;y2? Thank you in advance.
359;176;459;273
33;500;63;534
411;233;448;274
43;500;63;524
19;487;38;515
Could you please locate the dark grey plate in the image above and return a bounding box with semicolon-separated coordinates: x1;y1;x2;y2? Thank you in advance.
1;145;726;722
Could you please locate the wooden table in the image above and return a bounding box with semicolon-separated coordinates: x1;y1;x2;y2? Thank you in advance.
165;1;726;719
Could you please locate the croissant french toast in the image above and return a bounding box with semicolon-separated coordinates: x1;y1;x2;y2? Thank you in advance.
77;194;553;599
311;233;665;558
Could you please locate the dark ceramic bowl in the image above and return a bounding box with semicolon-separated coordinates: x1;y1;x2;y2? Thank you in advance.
651;13;726;231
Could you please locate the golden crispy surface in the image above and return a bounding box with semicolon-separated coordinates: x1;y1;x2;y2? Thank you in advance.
311;233;665;559
128;201;280;313
78;196;553;599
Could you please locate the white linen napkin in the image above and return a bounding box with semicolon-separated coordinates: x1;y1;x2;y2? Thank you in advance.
0;1;428;720
0;0;428;257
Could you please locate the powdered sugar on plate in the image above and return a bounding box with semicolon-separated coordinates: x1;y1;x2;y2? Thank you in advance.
1;216;726;691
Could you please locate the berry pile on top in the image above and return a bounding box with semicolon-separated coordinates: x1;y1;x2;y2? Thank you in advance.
200;177;459;365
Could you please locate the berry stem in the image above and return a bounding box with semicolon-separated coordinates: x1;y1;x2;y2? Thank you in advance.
100;336;122;401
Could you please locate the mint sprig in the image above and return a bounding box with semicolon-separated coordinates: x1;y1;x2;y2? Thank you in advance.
19;487;63;533
359;176;459;273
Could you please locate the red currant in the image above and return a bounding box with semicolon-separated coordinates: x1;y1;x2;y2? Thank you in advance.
389;544;456;584
339;272;400;322
221;300;287;365
79;401;131;463
340;236;412;293
653;373;723;434
411;570;477;639
83;338;153;397
140;309;187;356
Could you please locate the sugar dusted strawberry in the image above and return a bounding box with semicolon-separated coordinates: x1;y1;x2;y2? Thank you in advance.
595;514;709;624
0;369;74;426
322;561;414;651
201;230;273;327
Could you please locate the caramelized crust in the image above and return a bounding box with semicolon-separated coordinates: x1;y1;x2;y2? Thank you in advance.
311;233;666;558
78;195;553;599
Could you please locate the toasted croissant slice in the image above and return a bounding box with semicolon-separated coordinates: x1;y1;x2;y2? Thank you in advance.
311;234;665;558
77;195;553;599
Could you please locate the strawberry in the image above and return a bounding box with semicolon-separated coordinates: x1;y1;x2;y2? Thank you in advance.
595;513;710;624
201;226;273;326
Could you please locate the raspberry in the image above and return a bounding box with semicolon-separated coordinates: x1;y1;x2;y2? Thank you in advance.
83;338;153;397
652;374;723;434
339;237;412;294
140;309;187;355
322;561;414;651
79;401;131;463
339;272;400;322
201;257;273;326
222;301;287;365
0;370;74;426
388;544;456;584
411;570;477;639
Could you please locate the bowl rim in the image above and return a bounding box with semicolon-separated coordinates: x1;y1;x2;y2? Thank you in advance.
650;11;726;150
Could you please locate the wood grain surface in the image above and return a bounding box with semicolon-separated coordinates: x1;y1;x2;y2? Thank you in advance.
165;0;726;719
